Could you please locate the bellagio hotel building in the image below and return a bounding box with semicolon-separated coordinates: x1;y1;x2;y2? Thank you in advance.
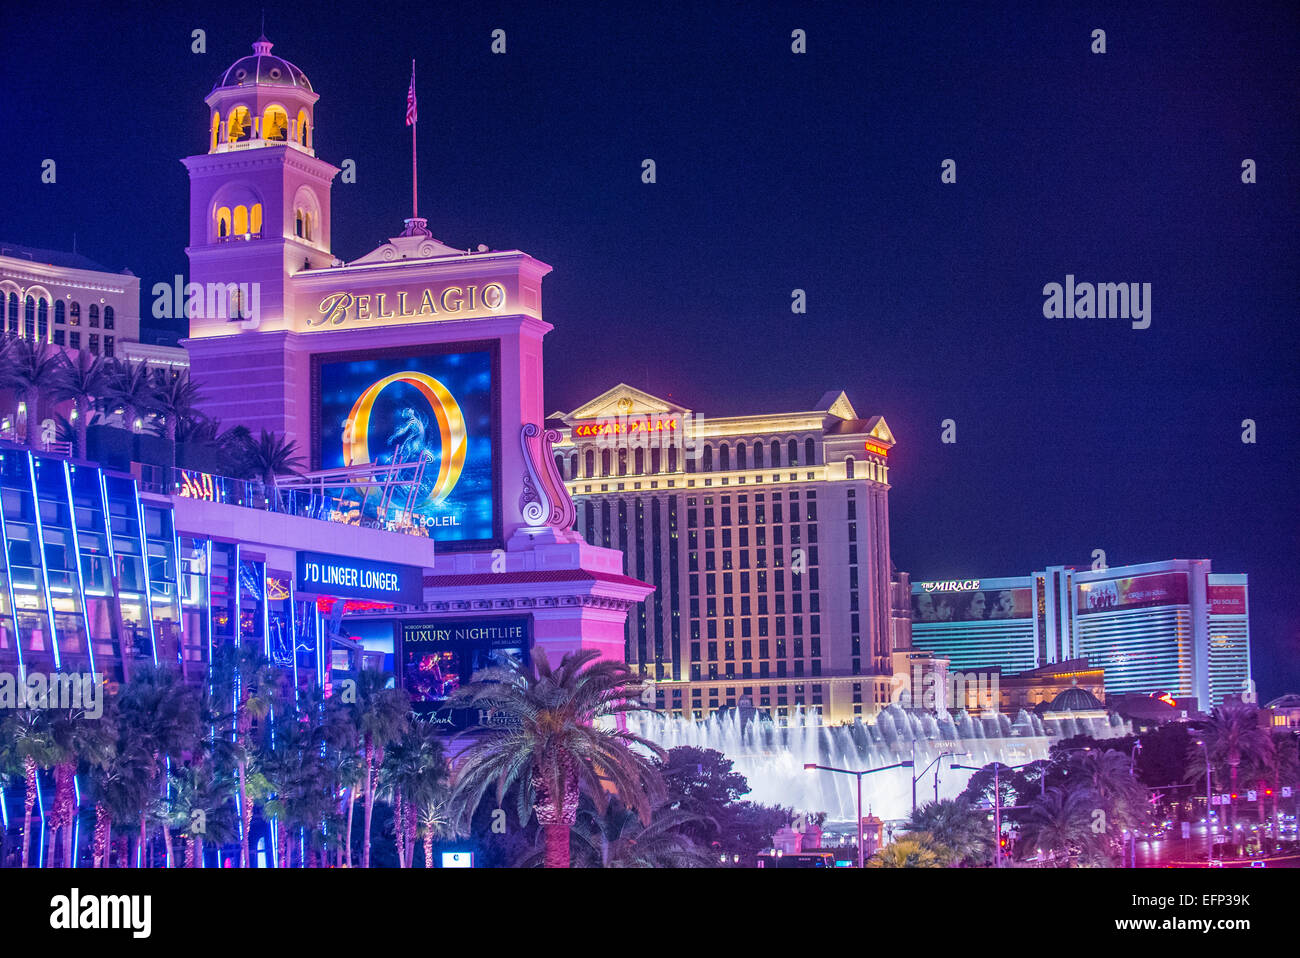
551;384;910;725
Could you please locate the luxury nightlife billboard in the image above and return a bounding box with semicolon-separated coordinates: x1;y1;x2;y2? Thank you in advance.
397;615;531;727
312;343;500;549
913;584;1032;622
1076;571;1189;615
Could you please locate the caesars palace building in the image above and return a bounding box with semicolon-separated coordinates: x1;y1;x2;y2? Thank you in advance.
550;387;911;723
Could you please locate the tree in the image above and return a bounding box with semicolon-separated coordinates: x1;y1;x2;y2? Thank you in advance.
241;429;305;500
0;710;58;866
344;669;410;868
380;718;451;868
868;832;950;868
565;797;714;868
101;359;158;434
1017;786;1103;866
46;704;115;868
448;649;665;868
211;645;278;868
151;369;205;475
1191;703;1274;832
1;338;67;447
51;350;110;458
905;798;994;866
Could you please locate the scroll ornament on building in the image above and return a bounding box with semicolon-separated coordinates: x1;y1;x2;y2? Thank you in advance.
518;423;576;531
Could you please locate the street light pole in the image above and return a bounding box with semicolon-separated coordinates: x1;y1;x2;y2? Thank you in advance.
950;759;1039;867
1195;738;1213;863
804;761;914;868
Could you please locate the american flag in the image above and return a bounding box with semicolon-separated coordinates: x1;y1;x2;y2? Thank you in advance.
406;63;417;126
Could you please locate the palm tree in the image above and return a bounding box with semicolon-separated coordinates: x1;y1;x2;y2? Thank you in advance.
345;669;410;868
0;710;58;866
150;368;204;444
211;645;279;868
47;704;116;867
1066;748;1148;849
83;737;154;867
167;763;237;867
379;718;450;867
1018;786;1101;866
115;666;203;867
242;430;305;501
448;649;666;868
51;350;111;458
1193;703;1274;832
568;798;714;868
1;338;67;447
905;798;994;866
867;832;950;868
101;359;157;434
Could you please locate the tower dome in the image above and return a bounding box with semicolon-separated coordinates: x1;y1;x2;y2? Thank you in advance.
212;36;313;93
204;37;319;155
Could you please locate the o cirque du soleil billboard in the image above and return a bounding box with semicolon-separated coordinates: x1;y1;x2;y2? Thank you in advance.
313;342;500;549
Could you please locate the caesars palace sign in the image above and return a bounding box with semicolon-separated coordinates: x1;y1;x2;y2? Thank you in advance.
310;282;508;328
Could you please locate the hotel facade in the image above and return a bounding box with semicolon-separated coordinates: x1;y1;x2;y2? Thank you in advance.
909;559;1251;707
552;384;907;724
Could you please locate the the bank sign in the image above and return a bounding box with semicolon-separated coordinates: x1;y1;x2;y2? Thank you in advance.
296;550;423;604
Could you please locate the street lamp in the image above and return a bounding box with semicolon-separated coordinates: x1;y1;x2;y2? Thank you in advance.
1194;737;1213;863
950;760;1040;867
804;761;914;868
911;751;967;815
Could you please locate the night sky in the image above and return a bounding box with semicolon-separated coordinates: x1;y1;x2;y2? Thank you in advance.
2;2;1296;697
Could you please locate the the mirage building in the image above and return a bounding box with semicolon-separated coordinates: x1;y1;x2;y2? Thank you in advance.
551;384;906;724
909;559;1251;708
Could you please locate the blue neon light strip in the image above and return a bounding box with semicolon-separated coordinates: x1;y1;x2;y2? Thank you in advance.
27;452;61;669
63;461;96;675
130;478;158;666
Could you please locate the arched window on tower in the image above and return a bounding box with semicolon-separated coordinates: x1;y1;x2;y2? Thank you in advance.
736;442;747;471
845;456;855;479
216;207;232;240
211;112;221;151
233;205;249;236
788;439;799;466
296;109;310;148
24;296;36;339
249;204;263;236
719;443;730;471
770;440;781;467
262;106;289;141
753;443;764;469
805;438;816;466
227;106;251;143
37;299;48;341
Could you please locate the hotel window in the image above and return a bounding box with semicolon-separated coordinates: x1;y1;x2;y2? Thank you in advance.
736;442;747;470
6;292;17;333
54;301;65;325
845;456;855;478
104;306;115;330
24;296;36;338
89;334;99;354
54;330;65;346
753;444;763;468
104;337;115;357
89;304;99;328
585;450;594;477
601;449;611;476
37;299;49;340
669;447;678;472
788;439;799;465
69;332;80;349
702;446;713;471
720;444;730;470
770;440;781;466
69;301;80;326
635;448;645;474
618;448;628;476
805;438;816;465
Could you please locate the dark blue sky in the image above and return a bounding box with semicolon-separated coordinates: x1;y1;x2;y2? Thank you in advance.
2;1;1296;697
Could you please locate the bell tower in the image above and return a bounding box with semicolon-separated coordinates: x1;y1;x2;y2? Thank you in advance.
181;36;338;337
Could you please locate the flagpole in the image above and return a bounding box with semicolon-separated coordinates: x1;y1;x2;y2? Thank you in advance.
411;59;418;220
